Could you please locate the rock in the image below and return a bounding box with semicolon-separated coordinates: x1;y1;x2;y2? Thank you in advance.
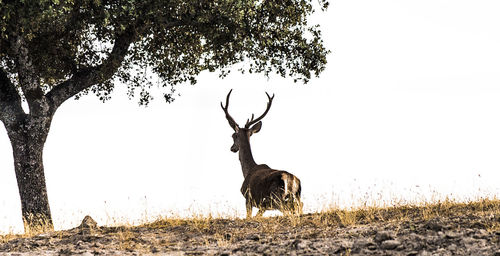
473;229;489;239
445;231;461;239
79;215;98;235
80;215;97;229
331;240;353;254
256;244;268;253
434;247;452;256
246;234;260;241
380;239;401;250
352;238;375;252
471;221;486;229
460;237;473;248
78;252;94;256
447;244;457;251
418;250;432;256
425;218;444;231
58;248;74;255
374;231;394;243
75;240;86;249
149;246;159;253
291;239;309;250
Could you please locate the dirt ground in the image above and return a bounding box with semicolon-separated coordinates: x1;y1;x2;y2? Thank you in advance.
1;201;500;255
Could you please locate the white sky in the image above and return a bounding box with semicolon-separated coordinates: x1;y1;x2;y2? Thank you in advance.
1;0;500;233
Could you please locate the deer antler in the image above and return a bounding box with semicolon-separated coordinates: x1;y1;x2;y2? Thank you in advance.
221;89;239;131
245;92;274;128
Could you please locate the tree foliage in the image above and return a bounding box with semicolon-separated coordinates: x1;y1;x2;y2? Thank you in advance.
0;0;329;105
0;0;328;232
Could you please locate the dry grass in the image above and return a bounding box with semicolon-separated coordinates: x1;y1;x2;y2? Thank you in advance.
311;197;500;228
0;215;54;243
1;197;499;245
131;196;500;248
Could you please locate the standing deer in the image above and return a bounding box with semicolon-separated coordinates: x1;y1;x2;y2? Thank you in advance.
221;89;302;218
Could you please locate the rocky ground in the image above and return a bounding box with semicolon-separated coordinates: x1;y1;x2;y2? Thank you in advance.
1;201;499;255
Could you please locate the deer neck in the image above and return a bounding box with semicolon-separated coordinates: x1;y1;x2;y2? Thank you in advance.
238;136;257;178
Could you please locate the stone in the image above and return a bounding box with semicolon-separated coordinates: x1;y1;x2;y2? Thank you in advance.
352;238;375;252
471;221;486;229
80;215;97;229
79;252;94;256
79;215;98;235
246;234;260;241
447;244;457;251
291;239;309;250
380;239;401;250
473;229;489;239
461;237;476;245
425;218;444;231
445;231;461;239
332;240;353;253
418;250;432;256
375;231;394;243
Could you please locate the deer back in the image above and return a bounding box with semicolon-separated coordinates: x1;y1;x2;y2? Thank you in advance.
241;165;300;206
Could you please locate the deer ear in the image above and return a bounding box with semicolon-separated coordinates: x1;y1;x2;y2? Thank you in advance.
249;121;262;135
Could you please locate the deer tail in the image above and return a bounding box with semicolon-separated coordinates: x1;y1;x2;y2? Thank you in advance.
281;173;300;199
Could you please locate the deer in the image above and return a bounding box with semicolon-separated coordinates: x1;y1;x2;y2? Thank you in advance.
221;89;302;218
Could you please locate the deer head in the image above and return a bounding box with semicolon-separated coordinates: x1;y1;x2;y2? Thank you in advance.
220;89;274;153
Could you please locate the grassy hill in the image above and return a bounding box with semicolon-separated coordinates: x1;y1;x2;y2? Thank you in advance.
1;198;499;255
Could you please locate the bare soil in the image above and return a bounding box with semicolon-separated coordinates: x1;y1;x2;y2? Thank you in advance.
1;202;500;255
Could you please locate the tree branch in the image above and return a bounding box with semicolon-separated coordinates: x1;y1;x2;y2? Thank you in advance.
46;13;189;109
0;68;24;125
10;33;48;116
46;25;139;110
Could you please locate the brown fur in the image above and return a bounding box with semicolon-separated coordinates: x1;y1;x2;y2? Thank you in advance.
241;165;302;217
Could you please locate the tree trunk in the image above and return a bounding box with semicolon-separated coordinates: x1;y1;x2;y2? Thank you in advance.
5;113;54;232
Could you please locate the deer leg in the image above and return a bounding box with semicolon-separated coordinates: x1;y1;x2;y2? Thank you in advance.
294;198;303;216
256;208;265;217
246;199;253;219
280;195;292;216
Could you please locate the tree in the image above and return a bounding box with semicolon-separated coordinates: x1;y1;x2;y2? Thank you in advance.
0;0;328;232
